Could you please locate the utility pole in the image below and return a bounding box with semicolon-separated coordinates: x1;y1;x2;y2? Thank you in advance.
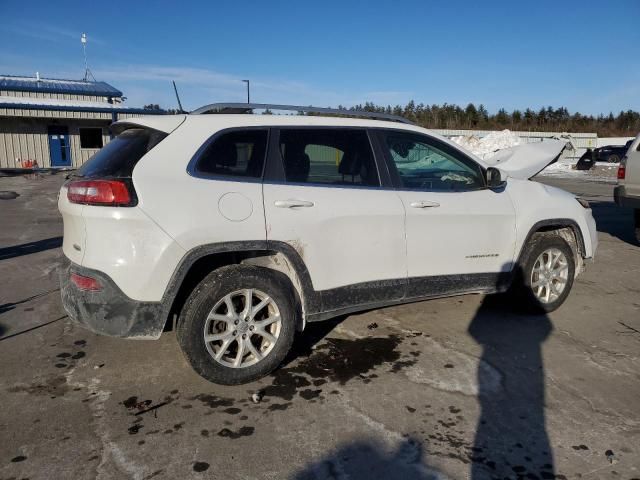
81;33;89;81
80;33;95;82
242;80;250;104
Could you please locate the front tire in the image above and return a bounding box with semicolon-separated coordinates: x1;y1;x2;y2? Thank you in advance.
177;265;296;385
635;209;640;245
608;154;620;164
514;233;576;312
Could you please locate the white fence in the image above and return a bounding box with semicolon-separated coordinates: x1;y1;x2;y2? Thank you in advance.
597;137;635;148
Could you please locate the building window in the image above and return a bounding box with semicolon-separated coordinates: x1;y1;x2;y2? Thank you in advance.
79;128;104;149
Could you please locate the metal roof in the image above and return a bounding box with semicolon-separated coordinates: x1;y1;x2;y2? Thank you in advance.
0;75;123;97
0;96;161;114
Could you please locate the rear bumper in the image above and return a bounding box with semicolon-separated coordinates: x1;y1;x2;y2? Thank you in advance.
614;185;640;209
59;257;165;339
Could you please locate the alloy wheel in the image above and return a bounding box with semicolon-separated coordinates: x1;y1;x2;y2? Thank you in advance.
530;248;570;304
203;288;281;368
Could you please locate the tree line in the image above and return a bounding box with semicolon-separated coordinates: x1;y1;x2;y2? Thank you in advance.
341;102;640;137
145;102;640;137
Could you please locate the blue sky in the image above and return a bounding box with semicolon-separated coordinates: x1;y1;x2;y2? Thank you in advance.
0;0;638;114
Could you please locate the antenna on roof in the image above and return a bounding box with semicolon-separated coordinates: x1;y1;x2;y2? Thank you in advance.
172;81;185;113
81;33;96;82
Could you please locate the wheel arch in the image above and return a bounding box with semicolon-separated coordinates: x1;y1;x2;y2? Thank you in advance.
160;241;319;333
516;219;586;266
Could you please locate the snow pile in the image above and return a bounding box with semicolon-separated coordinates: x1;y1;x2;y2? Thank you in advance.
541;162;575;174
450;130;521;159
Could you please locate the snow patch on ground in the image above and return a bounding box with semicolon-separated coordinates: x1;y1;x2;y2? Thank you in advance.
540;162;618;182
541;162;576;174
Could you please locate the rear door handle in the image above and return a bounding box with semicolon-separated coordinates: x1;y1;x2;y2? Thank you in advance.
274;199;315;208
410;201;440;208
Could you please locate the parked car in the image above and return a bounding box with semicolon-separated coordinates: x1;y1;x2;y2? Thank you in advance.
614;133;640;243
595;140;633;163
58;103;598;385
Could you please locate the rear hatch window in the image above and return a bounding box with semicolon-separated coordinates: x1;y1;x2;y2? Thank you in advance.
77;128;167;178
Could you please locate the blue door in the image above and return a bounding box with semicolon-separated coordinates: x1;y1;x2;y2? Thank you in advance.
48;126;72;167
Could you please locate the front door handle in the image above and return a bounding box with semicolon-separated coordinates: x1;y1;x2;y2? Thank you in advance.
274;199;315;208
410;201;440;208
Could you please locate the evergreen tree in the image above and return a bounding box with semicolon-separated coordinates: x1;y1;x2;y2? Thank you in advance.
154;99;640;136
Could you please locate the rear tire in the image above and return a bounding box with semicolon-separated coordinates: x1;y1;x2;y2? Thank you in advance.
513;233;576;313
177;265;296;385
608;154;620;164
635;209;640;245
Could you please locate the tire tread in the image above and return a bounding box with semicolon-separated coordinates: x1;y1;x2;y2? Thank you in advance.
177;265;296;385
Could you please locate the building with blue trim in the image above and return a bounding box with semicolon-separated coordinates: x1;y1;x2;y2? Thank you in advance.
0;74;161;169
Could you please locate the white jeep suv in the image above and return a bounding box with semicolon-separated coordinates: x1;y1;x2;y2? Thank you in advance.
58;103;597;385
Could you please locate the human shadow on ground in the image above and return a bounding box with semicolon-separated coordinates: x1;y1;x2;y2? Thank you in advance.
292;437;441;480
468;294;556;479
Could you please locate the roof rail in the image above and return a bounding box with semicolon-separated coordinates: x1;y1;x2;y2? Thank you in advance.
190;102;414;125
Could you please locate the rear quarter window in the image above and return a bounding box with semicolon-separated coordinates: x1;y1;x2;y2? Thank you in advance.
192;129;268;179
77;128;167;178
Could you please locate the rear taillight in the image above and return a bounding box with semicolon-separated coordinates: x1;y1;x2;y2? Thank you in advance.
70;273;102;292
618;158;627;180
67;180;133;206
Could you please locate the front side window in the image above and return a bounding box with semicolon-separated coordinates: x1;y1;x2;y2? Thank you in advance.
382;131;484;191
195;129;268;178
279;129;379;187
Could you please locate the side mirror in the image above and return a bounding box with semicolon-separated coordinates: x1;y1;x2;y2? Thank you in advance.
486;167;506;188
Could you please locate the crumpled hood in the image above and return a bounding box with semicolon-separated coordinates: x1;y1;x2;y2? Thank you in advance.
482;140;568;179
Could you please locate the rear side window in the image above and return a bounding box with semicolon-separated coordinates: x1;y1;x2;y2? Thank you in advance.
194;130;268;179
279;129;379;187
77;128;166;178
